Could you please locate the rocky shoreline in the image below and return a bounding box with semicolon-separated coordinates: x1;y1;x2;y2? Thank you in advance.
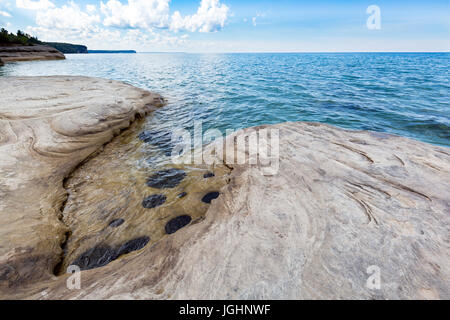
0;76;164;293
0;76;449;299
0;44;65;63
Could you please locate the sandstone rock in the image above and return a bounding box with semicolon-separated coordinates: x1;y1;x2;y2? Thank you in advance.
0;76;164;291
0;79;448;299
165;215;192;234
0;44;65;62
27;123;450;299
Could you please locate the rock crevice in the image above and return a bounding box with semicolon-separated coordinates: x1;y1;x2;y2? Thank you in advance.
0;78;448;300
0;76;164;292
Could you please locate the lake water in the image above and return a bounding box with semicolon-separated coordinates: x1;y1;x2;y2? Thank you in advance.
1;52;449;147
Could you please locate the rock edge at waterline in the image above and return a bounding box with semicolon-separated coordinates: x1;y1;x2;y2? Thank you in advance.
0;76;165;291
0;44;65;63
0;77;448;299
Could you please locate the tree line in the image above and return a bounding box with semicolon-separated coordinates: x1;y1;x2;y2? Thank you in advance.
0;28;42;45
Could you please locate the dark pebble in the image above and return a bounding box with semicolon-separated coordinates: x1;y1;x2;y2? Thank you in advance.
142;194;167;209
71;246;117;270
72;236;150;271
201;192;220;204
203;172;215;178
147;168;186;189
138;130;174;156
116;236;150;256
109;218;124;227
165;215;192;234
178;192;187;198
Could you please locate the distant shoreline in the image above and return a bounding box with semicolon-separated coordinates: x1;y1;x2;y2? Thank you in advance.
88;50;136;54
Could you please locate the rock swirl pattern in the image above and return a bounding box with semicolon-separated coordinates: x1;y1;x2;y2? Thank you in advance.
0;78;448;299
0;76;164;292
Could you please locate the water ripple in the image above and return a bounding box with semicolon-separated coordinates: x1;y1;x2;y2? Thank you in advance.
1;52;449;147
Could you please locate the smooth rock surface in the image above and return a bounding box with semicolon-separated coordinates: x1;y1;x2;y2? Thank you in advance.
0;44;65;62
2;120;448;299
0;76;164;291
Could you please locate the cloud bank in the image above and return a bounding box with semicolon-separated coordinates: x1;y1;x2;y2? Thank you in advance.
15;0;230;50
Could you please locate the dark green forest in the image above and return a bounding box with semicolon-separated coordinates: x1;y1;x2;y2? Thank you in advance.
0;28;88;53
0;28;41;45
44;42;88;53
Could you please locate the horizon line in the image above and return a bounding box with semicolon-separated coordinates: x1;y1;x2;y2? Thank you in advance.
83;51;450;54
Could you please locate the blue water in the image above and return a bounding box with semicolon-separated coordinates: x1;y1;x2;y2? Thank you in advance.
1;53;449;147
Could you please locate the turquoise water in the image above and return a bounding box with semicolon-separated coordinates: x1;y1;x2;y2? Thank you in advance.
1;53;449;147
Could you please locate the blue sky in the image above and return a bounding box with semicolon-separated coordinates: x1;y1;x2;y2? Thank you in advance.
0;0;449;52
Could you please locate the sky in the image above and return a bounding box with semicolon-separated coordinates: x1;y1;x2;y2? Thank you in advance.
0;0;449;52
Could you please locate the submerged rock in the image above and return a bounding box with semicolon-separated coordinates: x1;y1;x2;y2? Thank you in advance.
71;246;117;270
109;219;125;228
116;236;150;257
146;169;187;189
201;192;220;204
178;192;187;198
139;130;174;156
142;194;167;209
0;76;164;291
203;172;215;178
72;236;150;271
165;215;192;234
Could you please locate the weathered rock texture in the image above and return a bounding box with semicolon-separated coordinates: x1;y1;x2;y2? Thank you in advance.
0;78;448;299
55;120;230;275
0;76;164;291
0;44;65;62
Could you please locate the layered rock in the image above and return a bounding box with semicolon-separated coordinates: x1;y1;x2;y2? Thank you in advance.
0;77;448;299
0;44;65;62
0;76;164;291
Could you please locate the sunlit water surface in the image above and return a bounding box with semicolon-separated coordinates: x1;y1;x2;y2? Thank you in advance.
1;52;449;147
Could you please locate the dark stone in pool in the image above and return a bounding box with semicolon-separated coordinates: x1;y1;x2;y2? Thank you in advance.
142;194;167;209
202;192;220;204
72;236;150;271
116;236;150;256
178;192;187;198
203;172;215;178
109;218;124;227
139;130;170;143
72;246;117;270
165;215;192;234
146;169;186;189
138;130;174;156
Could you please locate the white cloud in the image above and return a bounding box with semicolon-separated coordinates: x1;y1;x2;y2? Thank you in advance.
101;0;170;29
16;0;54;10
170;0;229;33
0;10;12;17
17;0;230;51
86;4;97;13
35;1;100;31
